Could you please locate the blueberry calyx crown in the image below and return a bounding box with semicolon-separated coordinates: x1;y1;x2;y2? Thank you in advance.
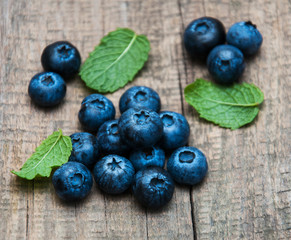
179;150;196;163
195;22;210;34
245;20;257;29
150;177;166;191
90;99;106;109
41;75;55;86
134;91;147;102
133;110;150;125
108;123;119;135
107;158;122;171
161;114;175;127
57;44;73;58
142;147;155;160
70;173;84;188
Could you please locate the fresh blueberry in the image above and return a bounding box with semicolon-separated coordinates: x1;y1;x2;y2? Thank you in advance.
118;108;163;149
167;146;208;185
96;119;130;155
28;72;66;107
93;155;135;194
41;41;81;79
184;17;226;59
227;21;263;56
119;86;161;113
132;166;175;209
207;45;245;84
78;94;116;132
69;132;99;169
159;111;190;150
129;145;165;171
52;162;93;201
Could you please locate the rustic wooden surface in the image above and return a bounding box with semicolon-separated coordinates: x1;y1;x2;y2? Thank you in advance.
0;0;290;239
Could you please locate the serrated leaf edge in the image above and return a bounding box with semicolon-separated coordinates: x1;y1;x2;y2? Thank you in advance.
185;79;264;107
184;79;264;130
79;28;150;93
11;129;71;179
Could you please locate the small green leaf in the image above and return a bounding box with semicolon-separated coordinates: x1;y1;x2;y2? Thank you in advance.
79;28;150;93
12;129;72;180
184;79;264;130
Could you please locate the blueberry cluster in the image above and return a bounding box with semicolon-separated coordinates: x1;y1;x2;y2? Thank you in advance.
53;86;208;209
28;41;81;107
184;17;263;85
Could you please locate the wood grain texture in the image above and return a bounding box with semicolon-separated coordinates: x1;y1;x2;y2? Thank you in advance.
0;0;290;239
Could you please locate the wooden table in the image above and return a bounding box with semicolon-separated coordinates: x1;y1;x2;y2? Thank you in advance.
1;0;290;239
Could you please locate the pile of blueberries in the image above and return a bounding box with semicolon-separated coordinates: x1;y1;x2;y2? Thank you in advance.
183;17;263;84
27;40;208;209
53;87;208;209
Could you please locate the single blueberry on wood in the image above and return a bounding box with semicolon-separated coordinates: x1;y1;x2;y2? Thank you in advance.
52;162;93;201
227;21;263;56
78;94;116;132
119;86;161;113
184;17;226;59
28;72;66;107
118;108;163;149
129;145;165;171
97;119;130;155
167;146;208;185
159;111;190;150
41;41;81;79
132;166;175;209
69;132;99;169
93;155;135;194
207;45;245;85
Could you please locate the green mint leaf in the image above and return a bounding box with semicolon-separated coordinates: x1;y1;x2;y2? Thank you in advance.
79;28;150;93
184;79;264;130
12;129;72;180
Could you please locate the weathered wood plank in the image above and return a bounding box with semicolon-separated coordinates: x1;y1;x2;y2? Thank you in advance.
0;0;290;239
178;0;291;239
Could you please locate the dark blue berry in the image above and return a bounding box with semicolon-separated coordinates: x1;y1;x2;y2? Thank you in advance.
159;111;190;150
96;119;130;156
41;41;81;79
184;17;226;59
52;162;93;201
132;166;175;209
119;86;161;113
69;132;99;169
28;72;66;107
78;94;116;132
129;145;165;171
93;155;135;194
118;108;163;149
227;21;263;56
167;146;208;185
207;45;245;84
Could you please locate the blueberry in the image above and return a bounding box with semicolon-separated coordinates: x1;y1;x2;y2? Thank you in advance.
129;145;165;171
93;155;135;194
96;119;130;156
69;132;99;169
184;17;226;59
52;162;93;201
159;111;190;150
41;41;81;79
227;21;263;56
78;94;116;132
119;86;161;113
28;72;66;107
207;45;245;84
167;146;208;185
132;166;175;209
118;108;163;149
